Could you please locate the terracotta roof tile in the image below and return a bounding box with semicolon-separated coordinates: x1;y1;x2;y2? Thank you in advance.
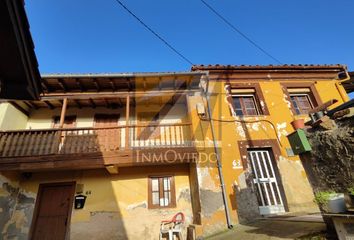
191;64;347;71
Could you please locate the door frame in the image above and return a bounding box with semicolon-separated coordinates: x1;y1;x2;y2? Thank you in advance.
29;181;76;240
248;149;285;215
238;139;289;213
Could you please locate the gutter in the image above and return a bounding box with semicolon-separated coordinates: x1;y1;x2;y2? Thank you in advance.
41;71;208;78
203;72;233;229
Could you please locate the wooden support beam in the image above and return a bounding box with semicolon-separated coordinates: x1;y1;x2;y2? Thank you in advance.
188;76;193;90
126;78;131;91
93;78;100;92
24;101;38;109
44;101;55;109
104;98;110;108
125;95;130;148
158;77;162;90
10;102;29;116
89;98;96;108
41;79;50;92
109;79;116;91
59;98;68;128
58;78;68;92
143;77;147;91
76;79;84;92
117;98;123;107
40;90;196;100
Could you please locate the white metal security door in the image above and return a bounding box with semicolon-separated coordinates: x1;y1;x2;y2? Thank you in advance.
248;150;285;215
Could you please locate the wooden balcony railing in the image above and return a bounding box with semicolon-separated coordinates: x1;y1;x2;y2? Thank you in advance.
0;123;193;158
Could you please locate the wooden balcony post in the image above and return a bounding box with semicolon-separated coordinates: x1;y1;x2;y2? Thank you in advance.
125;95;130;148
59;98;68;128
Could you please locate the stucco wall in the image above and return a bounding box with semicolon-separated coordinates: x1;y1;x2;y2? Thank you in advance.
0;103;28;130
1;165;193;240
189;79;347;226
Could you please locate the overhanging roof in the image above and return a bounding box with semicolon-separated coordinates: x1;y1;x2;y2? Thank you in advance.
0;0;41;100
40;72;205;94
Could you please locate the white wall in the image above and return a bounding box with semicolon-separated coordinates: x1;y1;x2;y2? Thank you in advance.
0;103;28;130
26;104;188;130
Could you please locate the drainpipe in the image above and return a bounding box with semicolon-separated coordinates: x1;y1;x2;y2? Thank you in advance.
202;73;233;229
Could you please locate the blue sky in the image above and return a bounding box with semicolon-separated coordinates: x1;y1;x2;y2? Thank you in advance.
26;1;354;74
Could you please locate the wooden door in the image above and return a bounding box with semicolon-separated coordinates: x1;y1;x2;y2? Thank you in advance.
94;114;120;151
30;182;75;240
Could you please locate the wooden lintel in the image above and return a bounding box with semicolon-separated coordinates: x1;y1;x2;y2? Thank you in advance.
44;101;55;109
10;101;29;116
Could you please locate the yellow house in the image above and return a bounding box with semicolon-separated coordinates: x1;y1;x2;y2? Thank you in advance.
0;65;350;239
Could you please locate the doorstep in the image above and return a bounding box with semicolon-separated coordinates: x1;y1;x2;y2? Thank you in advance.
259;212;324;223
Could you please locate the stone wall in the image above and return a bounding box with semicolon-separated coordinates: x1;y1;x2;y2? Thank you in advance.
302;116;354;192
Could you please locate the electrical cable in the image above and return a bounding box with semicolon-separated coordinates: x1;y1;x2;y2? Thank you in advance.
200;0;282;64
113;0;194;65
198;115;283;147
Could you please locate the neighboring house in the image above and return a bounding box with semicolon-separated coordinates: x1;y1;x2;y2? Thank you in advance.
0;65;350;239
0;0;41;100
189;64;350;227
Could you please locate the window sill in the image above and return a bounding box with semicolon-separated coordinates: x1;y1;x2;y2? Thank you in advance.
148;205;176;210
232;114;269;119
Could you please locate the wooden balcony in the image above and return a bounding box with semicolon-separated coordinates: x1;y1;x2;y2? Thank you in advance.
0;123;197;171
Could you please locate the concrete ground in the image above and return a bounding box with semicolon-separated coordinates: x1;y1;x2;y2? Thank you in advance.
205;218;327;240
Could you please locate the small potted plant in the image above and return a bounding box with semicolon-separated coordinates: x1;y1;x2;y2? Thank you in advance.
314;190;346;213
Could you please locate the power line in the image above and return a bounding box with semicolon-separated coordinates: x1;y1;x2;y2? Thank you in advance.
113;0;194;65
200;0;282;64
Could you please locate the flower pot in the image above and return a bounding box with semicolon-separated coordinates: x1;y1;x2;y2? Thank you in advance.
327;193;346;213
290;119;305;130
